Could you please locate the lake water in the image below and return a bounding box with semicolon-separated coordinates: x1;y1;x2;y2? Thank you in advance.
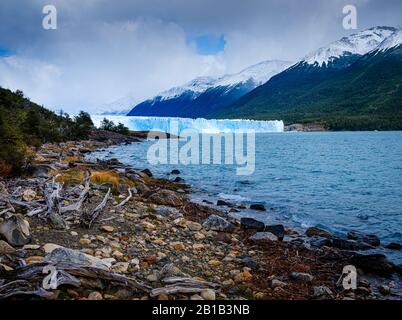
89;131;402;263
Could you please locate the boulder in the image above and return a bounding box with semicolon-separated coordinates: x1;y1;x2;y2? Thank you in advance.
249;232;278;242
171;169;181;175
350;254;397;276
331;238;373;251
309;236;332;248
217;200;231;206
385;243;402;250
347;230;380;247
0;215;31;246
264;225;285;241
148;189;184;207
240;218;265;231
306;227;333;239
249;204;266;211
141;169;153;177
202;215;235;232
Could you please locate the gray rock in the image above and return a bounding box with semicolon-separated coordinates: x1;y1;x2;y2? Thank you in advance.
0;215;31;247
385;243;402;250
202;215;235;232
148;189;184;207
49;212;67;230
264;225;285;241
331;238;373;251
240;218;265;231
313;286;333;299
249;204;266;211
290;272;314;283
350;254;397;276
249;232;278;242
309;236;332;248
271;279;287;288
154;206;181;218
306;227;333;239
347;230;380;247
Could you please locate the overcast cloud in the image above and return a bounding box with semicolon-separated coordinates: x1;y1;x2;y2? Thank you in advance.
0;0;401;113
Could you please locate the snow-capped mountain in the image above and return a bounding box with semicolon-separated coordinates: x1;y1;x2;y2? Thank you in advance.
127;60;292;118
301;26;397;67
376;28;402;52
214;26;402;130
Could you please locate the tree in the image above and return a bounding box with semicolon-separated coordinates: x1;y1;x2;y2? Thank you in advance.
100;118;115;131
72;111;94;139
115;122;130;135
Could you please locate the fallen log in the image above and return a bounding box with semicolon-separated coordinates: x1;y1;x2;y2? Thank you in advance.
150;277;221;297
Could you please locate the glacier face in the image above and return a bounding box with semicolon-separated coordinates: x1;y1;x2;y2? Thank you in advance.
91;115;284;134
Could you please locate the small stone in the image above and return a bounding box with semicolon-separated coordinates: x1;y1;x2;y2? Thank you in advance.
208;259;222;266
193;243;205;250
87;291;103;300
79;238;91;245
157;294;169;300
22;189;36;202
22;244;40;250
271;279;287;288
187;221;202;231
70;231;78;236
100;225;114;233
0;240;16;254
202;215;235;232
146;274;158;282
190;294;204;300
43;243;62;254
290;272;314;283
112;250;124;259
130;258;140;265
25;256;44;264
379;285;391;295
194;232;205;240
200;289;216;300
170;242;185;250
234;271;253;283
0;215;31;246
249;232;278;242
313;286;333;299
111;262;129;273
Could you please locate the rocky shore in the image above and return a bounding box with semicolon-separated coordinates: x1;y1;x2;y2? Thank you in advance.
0;130;400;300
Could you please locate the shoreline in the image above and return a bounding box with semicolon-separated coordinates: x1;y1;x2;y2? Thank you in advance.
0;130;401;300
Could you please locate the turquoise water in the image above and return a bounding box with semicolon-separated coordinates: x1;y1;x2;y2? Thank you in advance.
90;131;402;263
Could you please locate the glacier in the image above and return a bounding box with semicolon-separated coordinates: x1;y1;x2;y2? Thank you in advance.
91;115;284;134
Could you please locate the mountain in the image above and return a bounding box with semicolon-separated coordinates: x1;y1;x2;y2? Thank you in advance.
127;60;292;118
214;26;402;130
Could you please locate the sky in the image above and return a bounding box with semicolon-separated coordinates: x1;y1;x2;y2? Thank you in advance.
0;0;401;114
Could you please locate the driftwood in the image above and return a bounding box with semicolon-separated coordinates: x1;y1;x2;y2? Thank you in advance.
82;188;111;228
115;187;134;207
0;262;150;299
60;172;91;214
150;277;221;297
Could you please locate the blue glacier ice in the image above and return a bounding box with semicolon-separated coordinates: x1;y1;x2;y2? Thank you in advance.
91;115;284;134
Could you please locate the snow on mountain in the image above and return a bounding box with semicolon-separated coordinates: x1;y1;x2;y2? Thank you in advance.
377;28;402;51
303;26;397;67
97;95;138;115
157;60;292;101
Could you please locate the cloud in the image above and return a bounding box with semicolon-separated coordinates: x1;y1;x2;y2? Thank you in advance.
0;0;401;113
